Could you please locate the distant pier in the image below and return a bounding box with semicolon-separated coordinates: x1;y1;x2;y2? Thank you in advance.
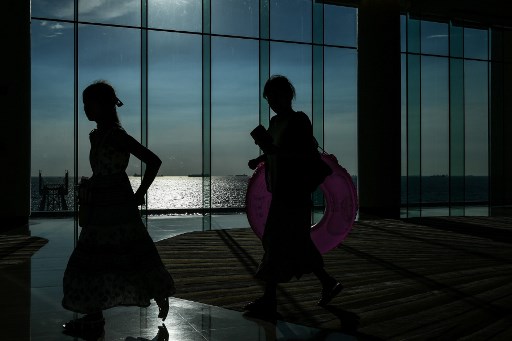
38;170;69;211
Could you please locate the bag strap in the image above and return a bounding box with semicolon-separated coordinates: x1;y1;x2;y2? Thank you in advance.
312;136;327;154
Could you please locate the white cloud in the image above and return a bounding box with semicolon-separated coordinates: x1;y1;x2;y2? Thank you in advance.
79;0;139;21
427;34;448;39
38;19;69;38
49;23;65;30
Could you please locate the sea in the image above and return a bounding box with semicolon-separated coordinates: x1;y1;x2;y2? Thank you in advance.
31;175;489;213
32;175;250;212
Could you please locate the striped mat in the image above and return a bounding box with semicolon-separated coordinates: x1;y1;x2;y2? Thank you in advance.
155;217;512;339
0;234;48;268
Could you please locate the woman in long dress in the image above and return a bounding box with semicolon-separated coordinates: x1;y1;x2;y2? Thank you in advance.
245;75;342;318
62;80;175;338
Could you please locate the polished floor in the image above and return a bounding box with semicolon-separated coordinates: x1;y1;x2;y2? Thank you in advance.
3;215;351;341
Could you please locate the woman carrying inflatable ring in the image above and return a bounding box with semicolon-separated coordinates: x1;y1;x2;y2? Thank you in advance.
244;75;343;319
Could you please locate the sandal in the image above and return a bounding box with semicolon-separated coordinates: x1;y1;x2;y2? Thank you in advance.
318;281;343;306
62;315;105;339
156;297;169;321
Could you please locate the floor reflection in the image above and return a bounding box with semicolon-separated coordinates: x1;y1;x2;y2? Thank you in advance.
2;217;352;340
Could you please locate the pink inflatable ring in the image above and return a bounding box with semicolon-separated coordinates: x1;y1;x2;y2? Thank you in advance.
245;153;358;254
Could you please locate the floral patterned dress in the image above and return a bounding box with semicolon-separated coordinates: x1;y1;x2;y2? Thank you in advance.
62;126;175;314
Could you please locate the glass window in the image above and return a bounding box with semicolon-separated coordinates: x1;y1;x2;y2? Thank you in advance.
324;47;357;178
211;37;259;208
450;23;463;58
401;54;407;211
148;32;202;210
31;20;74;211
78;24;141;179
407;17;421;54
421;56;449;215
464;60;489;215
212;0;259;37
324;5;357;47
79;0;140;26
270;42;312;117
271;0;312;43
406;53;421;216
464;27;489;60
449;58;465;215
30;1;360;221
403;17;492;217
31;0;74;20
400;15;406;53
421;21;448;56
149;0;202;32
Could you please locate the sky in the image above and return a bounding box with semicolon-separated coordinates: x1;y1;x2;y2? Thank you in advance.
30;0;490;179
30;0;358;178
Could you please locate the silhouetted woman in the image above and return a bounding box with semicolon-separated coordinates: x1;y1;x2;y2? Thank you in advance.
62;80;175;338
245;75;342;317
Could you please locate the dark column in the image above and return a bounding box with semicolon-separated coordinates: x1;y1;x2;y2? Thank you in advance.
1;3;31;341
0;1;31;232
490;29;512;216
357;0;402;219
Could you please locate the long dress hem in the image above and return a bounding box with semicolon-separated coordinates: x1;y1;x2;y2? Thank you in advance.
62;128;175;314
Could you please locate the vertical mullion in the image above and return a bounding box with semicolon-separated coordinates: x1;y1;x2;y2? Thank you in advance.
312;0;324;145
202;0;212;231
487;28;491;215
406;16;421;218
404;15;409;218
312;0;324;224
462;27;466;215
259;0;270;128
73;0;79;245
407;53;421;218
141;0;149;224
449;22;465;216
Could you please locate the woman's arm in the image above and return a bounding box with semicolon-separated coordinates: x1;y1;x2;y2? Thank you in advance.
248;154;266;170
119;133;162;205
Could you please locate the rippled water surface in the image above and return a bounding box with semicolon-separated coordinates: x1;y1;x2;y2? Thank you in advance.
140;176;249;209
32;176;249;211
